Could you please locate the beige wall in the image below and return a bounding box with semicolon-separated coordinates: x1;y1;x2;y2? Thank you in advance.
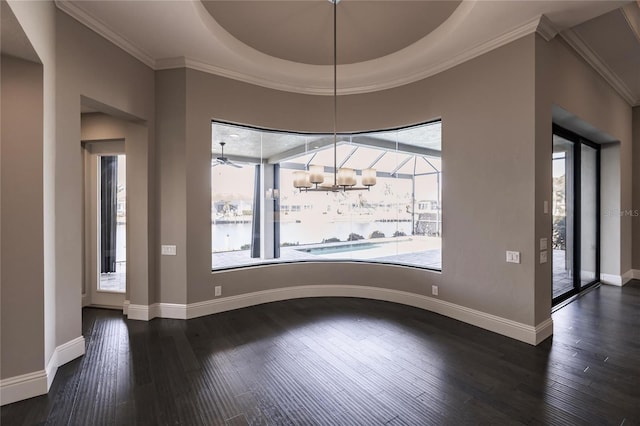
1;54;45;379
535;34;633;300
3;2;155;381
634;107;640;271
54;10;155;345
6;0;58;373
155;34;541;325
535;35;633;288
156;69;188;304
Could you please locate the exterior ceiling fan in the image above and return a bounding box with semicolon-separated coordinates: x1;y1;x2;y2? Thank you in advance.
212;142;241;168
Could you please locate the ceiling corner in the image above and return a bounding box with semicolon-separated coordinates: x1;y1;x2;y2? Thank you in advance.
560;28;637;107
54;0;156;69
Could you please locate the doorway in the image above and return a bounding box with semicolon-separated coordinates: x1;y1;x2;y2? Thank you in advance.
552;125;600;304
83;142;126;308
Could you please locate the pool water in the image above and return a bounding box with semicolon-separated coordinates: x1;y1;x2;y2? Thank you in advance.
297;243;381;255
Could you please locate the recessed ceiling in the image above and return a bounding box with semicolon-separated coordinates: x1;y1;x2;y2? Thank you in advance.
55;0;633;99
202;1;461;65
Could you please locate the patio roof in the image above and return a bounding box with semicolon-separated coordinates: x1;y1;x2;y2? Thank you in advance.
212;121;442;176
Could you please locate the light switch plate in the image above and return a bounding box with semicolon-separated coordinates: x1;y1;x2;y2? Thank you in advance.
161;245;177;256
543;200;549;214
540;238;548;251
506;251;521;264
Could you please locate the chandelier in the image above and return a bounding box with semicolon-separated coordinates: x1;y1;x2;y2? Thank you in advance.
293;0;376;192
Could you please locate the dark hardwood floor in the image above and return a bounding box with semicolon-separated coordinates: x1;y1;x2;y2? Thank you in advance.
2;281;639;425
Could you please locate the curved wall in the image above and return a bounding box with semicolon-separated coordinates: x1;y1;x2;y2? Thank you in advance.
157;34;539;328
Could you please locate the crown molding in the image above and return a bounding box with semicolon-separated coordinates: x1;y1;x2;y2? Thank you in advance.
158;15;554;96
621;3;640;45
536;15;559;42
156;57;330;95
560;29;638;107
54;0;156;69
61;2;631;103
356;15;550;96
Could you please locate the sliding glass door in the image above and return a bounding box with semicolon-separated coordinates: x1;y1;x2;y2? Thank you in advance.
579;144;598;287
552;136;574;299
552;126;600;304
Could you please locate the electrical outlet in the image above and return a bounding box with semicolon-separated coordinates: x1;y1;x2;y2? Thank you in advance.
540;238;548;251
161;245;176;256
506;251;520;264
214;286;222;297
431;285;438;296
540;250;548;264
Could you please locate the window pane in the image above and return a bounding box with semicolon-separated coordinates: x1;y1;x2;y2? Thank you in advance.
99;154;126;293
580;144;597;287
552;136;574;299
212;121;442;271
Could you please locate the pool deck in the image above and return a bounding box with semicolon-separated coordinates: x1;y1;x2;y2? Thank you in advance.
212;237;442;270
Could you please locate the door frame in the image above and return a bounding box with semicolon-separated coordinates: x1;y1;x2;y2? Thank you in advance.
552;124;601;306
82;140;127;309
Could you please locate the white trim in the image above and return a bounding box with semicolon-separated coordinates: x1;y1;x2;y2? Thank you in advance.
82;292;90;307
56;337;86;367
355;15;544;97
45;351;58;390
127;303;152;321
157;303;187;319
155;57;333;96
621;270;635;285
123;300;130;315
560;29;638;107
54;0;156;69
57;1;560;97
140;285;551;345
161;16;553;96
1;337;85;406
621;4;640;45
534;318;554;345
600;273;623;286
602;271;635;286
0;370;47;406
536;15;558;42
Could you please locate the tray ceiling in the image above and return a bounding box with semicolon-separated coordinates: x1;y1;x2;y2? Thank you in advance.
55;0;637;104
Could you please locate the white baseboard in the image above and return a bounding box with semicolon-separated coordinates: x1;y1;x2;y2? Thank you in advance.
123;300;130;315
622;269;637;284
128;285;551;346
601;271;635;286
534;318;554;345
600;273;623;286
56;336;85;367
127;303;152;321
1;336;85;406
45;350;58;390
0;370;47;406
157;303;187;319
82;292;90;307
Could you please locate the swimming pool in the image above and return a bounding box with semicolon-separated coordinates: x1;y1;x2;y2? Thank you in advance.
297;242;381;255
